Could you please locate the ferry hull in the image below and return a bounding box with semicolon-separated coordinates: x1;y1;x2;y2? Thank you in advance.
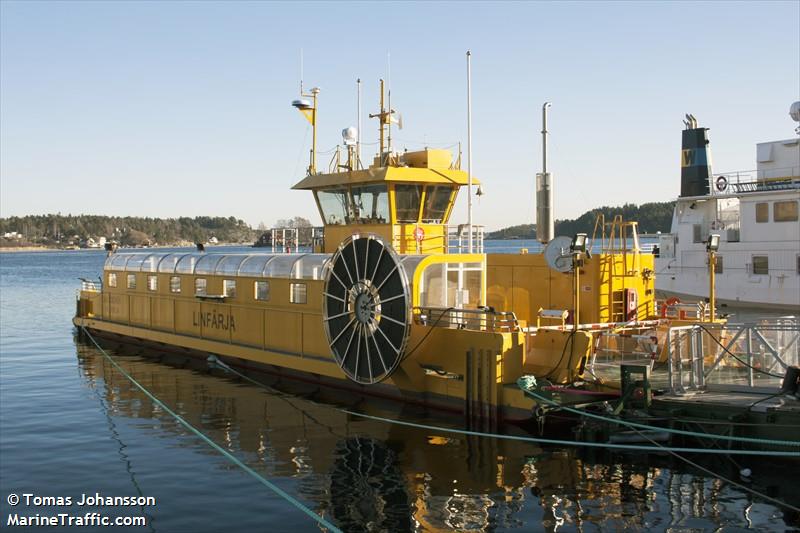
73;315;536;422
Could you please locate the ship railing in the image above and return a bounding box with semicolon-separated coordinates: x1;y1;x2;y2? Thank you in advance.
412;306;519;332
445;224;485;254
78;278;102;292
713;167;800;194
256;226;324;253
665;317;800;395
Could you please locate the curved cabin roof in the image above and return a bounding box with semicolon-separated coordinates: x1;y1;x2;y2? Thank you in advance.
105;252;331;280
292;159;479;191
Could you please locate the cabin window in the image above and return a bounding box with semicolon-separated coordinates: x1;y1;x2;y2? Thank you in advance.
290;283;307;304
755;202;769;223
147;275;157;291
422;185;454;223
692;224;702;243
254;281;270;301
170;276;181;293
797;255;800;275
108;273;117;288
395;184;422;223
195;278;207;295
223;279;236;298
752;256;768;275
714;255;723;274
127;274;136;289
774;200;798;222
317;187;352;225
351;184;389;224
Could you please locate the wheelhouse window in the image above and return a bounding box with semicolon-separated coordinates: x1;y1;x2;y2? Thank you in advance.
108;273;117;288
755;202;769;223
351;184;389;224
422;185;454;223
254;281;270;301
395;184;422;223
752;256;769;275
290;283;307;304
127;274;136;289
774;200;798;222
317;187;352;225
147;275;157;291
170;276;181;293
195;278;207;296
223;279;236;298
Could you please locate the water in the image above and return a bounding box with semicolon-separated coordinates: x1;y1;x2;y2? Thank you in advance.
1;247;797;532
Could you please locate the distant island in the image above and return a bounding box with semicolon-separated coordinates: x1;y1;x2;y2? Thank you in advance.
487;201;675;240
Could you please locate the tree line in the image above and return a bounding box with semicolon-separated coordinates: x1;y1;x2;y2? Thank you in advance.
486;201;675;240
0;214;258;247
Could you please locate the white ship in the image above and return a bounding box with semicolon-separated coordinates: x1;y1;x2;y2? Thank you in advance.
656;103;800;311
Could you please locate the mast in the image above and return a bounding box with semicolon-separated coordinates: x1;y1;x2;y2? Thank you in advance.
466;50;473;253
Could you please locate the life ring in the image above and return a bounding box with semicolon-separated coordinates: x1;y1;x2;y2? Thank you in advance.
661;296;681;318
716;175;728;192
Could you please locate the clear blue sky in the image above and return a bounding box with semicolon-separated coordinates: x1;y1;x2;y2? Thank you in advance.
1;1;798;231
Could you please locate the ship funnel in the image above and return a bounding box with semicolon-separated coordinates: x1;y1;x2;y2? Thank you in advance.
680;115;712;197
536;102;554;244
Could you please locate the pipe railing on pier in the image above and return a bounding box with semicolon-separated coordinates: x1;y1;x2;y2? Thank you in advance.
666;318;800;394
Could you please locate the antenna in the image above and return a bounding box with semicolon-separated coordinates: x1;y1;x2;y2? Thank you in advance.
357;78;362;167
299;48;304;94
466;50;473;253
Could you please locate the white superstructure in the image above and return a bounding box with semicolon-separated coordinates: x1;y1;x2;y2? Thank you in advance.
656;105;800;311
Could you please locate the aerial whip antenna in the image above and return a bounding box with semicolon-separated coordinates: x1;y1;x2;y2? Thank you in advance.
466;50;474;253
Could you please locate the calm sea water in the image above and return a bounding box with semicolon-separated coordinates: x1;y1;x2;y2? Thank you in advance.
1;247;797;532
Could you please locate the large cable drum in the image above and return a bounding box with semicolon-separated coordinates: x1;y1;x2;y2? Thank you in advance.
323;234;411;384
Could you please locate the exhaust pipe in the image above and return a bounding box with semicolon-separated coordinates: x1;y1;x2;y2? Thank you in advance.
536;102;554;244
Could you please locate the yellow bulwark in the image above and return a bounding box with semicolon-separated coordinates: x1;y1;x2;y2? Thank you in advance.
74;85;659;423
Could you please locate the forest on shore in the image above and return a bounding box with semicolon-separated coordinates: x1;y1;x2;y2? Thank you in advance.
486;201;675;240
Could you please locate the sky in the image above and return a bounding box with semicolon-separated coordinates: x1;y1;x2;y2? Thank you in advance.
1;1;798;231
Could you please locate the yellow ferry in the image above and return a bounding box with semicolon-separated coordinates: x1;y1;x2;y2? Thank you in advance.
74;81;658;421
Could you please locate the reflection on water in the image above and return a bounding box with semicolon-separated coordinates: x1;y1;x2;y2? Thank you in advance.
74;338;798;532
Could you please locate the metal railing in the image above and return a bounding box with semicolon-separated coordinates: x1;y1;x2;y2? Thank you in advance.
255;227;324;253
666;318;800;394
79;279;101;292
412;306;519;332
713;168;800;194
446;224;485;253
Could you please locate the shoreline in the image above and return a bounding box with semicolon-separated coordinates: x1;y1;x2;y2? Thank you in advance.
0;243;253;253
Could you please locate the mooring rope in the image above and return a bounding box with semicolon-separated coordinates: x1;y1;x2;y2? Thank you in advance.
81;327;342;533
627;425;800;513
200;349;800;457
80;326;800;520
519;382;800;448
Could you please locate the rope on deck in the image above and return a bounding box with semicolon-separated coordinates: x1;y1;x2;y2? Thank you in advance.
80;327;342;533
